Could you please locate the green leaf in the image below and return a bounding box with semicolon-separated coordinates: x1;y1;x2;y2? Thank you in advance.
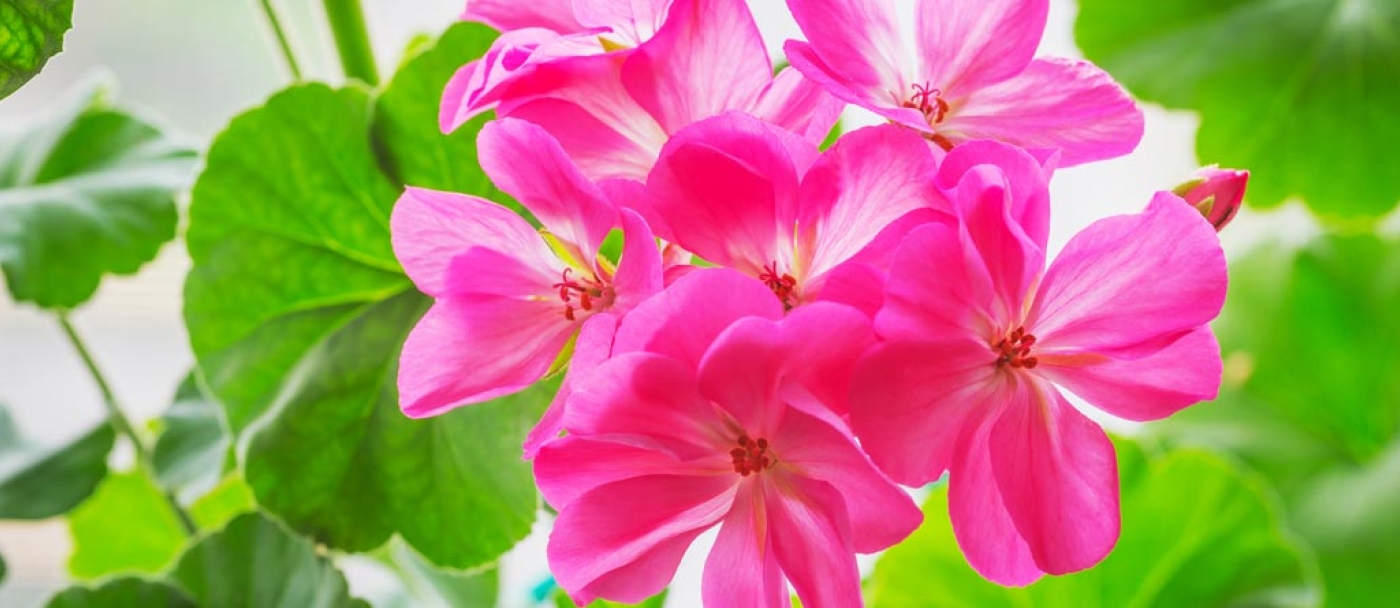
66;469;186;580
869;441;1317;607
185;76;546;567
0;403;114;519
152;373;232;504
554;588;668;608
0;0;73;99
1;549;7;585
387;542;499;608
187;472;255;530
1075;0;1400;222
1150;234;1400;606
0;77;197;309
45;577;196;608
170;512;363;608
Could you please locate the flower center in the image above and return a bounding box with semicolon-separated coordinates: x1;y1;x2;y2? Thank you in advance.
552;268;613;321
730;435;776;476
758;261;797;310
902;83;950;125
993;326;1039;369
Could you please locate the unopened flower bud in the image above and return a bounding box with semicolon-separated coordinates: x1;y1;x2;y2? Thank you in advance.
1172;167;1249;232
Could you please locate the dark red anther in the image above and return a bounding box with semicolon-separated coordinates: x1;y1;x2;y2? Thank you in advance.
993;326;1039;370
731;435;776;476
552;267;613;321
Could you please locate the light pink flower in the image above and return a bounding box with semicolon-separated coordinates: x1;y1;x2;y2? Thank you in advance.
1175;166;1249;231
472;0;840;181
629;111;947;315
784;0;1143;166
849;142;1227;585
391;118;661;419
535;269;921;606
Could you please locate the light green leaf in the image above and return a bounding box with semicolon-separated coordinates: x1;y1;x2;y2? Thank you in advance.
1075;0;1400;222
185;74;545;567
554;588;668;608
169;512;363;608
187;472;255;531
0;0;73;99
0;403;114;519
1150;234;1400;606
869;441;1317;608
152;373;232;504
66;469;186;580
45;577;196;608
0;77;197;309
385;542;499;608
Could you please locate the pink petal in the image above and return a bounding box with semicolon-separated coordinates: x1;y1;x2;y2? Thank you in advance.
784;40;929;132
550;474;737;605
947;400;1044;586
522;312;620;459
941;57;1145;167
564;352;732;459
751;67;845;146
573;0;671;44
765;475;861;607
989;380;1119;575
535;435;715;509
784;0;911;108
702;481;790;608
772;408;921;552
439;29;596;133
478;119;618;264
398;296;576;417
462;0;583;33
621;0;771;134
876;222;996;343
935;140;1053;251
951;166;1047;317
1040;325;1222;422
391;187;559;298
814;261;885;318
849;338;995;485
1030;191;1226;357
612;268;782;369
610;208;664;312
915;0;1047;95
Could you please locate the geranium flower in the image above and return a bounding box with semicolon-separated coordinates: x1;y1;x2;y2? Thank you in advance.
1175;166;1249;231
849;141;1227;584
391;118;661;419
535;269;920;606
784;0;1143;165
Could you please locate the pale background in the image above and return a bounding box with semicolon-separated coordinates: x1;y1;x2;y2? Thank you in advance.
0;1;1318;606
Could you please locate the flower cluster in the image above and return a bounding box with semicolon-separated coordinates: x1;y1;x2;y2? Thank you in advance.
392;0;1242;605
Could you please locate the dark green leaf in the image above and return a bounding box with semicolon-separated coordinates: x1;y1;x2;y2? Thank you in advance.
152;373;232;504
0;403;114;519
66;469;186;579
869;441;1317;607
45;577;196;608
1;549;6;585
170;512;362;608
1075;0;1400;222
0;0;74;99
1150;234;1400;606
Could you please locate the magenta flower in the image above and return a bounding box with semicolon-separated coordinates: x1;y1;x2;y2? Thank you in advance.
535;269;921;606
784;0;1143;166
631;111;946;314
1175;166;1249;232
849;142;1227;584
471;0;840;181
391;117;661;419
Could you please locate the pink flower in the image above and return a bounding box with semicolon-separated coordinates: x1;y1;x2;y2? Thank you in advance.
1175;166;1249;231
535;269;921;606
784;0;1143;166
391;118;661;419
471;0;840;181
628;111;947;315
849;142;1227;584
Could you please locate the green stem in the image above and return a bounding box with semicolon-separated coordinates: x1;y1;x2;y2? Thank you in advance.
321;0;379;85
58;314;199;537
255;0;304;80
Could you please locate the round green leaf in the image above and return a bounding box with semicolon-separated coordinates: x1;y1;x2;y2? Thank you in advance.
0;403;114;519
869;441;1317;607
45;577;196;608
170;512;363;608
1151;234;1400;606
66;469;187;580
185;62;545;568
1075;0;1400;222
0;78;197;309
0;0;73;99
152;373;232;504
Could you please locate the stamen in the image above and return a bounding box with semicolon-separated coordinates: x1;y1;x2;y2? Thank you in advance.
993;326;1039;369
552;268;612;321
730;435;777;476
902;83;951;125
758;261;798;309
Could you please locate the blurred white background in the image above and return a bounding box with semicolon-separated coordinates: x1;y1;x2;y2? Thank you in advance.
0;1;1317;606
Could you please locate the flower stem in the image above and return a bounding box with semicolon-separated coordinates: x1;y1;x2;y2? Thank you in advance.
57;314;199;536
255;0;304;80
321;0;379;85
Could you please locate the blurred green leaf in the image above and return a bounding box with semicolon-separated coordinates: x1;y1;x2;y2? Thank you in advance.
1151;234;1400;606
0;0;73;99
152;373;231;504
554;588;668;608
383;542;499;608
0;403;114;519
170;512;363;608
0;77;197;308
869;441;1317;607
1;549;6;584
1075;0;1400;223
187;472;255;530
185;28;546;568
45;577;195;608
67;469;186;580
